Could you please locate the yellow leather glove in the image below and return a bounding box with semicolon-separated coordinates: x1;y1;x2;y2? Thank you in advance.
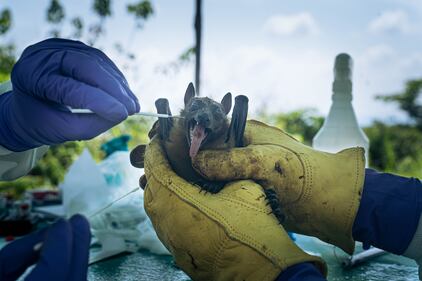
192;120;366;255
143;137;327;281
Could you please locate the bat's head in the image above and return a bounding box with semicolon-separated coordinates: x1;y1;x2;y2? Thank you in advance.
181;83;232;158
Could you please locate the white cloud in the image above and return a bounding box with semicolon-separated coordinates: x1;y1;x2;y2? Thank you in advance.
368;10;411;34
263;12;320;36
108;43;422;127
201;46;332;116
114;45;333;119
354;45;422;123
390;0;422;13
361;44;396;63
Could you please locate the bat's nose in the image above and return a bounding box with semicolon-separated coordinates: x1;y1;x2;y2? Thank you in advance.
197;113;210;127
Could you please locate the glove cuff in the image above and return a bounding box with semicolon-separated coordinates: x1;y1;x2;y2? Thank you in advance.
0;91;44;152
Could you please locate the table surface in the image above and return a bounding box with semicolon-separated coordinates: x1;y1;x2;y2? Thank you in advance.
1;233;417;281
87;235;419;281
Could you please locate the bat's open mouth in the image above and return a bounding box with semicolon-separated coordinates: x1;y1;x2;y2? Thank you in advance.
188;120;210;158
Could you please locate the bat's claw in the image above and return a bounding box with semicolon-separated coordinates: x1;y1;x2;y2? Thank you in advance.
264;188;285;224
197;181;226;194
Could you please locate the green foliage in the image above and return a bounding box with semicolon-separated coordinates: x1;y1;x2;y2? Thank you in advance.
0;8;15;83
0;9;12;35
127;0;154;28
0;44;15;83
46;0;65;37
94;0;112;18
372;77;422;177
107;117;152;148
179;46;196;62
365;123;422;177
260;109;422;178
364;122;397;171
377;79;422;129
259;108;324;145
0;176;44;198
29;142;85;186
71;17;84;39
47;0;65;23
156;46;196;75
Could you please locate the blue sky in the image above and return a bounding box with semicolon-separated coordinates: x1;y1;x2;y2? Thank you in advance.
3;0;422;125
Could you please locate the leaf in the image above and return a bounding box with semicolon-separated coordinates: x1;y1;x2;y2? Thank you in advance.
71;17;83;38
377;79;422;129
0;9;12;35
93;0;112;18
47;0;65;24
127;0;153;28
0;44;16;80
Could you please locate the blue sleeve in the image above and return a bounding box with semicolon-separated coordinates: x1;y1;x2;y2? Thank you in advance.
275;263;327;281
352;169;422;254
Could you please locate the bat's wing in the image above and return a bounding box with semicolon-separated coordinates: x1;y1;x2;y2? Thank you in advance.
155;98;173;141
130;144;146;168
130;146;148;189
226;95;249;147
139;174;148;190
148;120;159;140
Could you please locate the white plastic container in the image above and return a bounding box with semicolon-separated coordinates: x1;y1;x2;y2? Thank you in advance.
312;53;369;166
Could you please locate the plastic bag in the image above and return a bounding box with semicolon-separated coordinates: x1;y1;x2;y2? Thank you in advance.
60;149;169;263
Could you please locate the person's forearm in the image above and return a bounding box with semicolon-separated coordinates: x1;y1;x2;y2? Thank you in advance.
0;81;49;180
275;263;327;281
352;169;422;253
0;145;49;180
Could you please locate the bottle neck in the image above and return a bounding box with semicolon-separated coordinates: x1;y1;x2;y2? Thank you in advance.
332;79;352;102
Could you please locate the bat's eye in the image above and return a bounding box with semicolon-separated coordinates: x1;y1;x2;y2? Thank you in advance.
190;100;202;111
212;105;223;115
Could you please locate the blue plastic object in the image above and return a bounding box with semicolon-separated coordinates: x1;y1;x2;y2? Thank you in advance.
0;38;139;152
288;232;296;241
101;135;131;158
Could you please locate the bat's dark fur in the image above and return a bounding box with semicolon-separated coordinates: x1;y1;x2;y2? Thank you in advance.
130;83;285;224
154;83;248;193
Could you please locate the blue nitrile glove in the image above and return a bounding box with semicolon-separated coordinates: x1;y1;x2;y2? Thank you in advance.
0;214;91;281
0;38;140;152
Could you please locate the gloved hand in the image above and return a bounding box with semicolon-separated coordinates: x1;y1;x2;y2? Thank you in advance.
0;214;90;281
0;38;139;152
142;137;326;281
192;120;366;254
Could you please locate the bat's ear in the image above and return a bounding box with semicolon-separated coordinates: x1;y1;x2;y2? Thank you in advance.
221;92;232;115
184;82;196;106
